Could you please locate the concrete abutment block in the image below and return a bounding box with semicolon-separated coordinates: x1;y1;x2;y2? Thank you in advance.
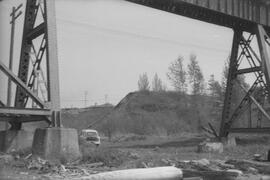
0;130;33;153
32;127;81;163
221;135;237;147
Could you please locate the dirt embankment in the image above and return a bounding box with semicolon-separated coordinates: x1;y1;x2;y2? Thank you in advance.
62;91;219;136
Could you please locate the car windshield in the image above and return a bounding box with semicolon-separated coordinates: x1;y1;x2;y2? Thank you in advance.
87;132;97;137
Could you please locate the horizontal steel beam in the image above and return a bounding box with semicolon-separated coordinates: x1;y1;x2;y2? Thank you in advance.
125;0;270;33
229;127;270;133
27;22;45;40
236;66;262;74
0;107;51;116
0;61;45;108
0;116;49;123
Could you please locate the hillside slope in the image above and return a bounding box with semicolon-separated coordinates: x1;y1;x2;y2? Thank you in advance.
98;91;213;136
62;91;219;136
62;105;114;131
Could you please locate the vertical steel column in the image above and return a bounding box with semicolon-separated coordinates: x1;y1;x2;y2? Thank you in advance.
256;24;270;103
44;0;61;127
15;0;37;109
219;30;242;138
12;0;38;130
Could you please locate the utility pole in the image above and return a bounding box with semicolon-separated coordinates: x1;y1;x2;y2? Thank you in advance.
7;4;22;107
84;91;88;108
105;94;108;104
6;4;22;130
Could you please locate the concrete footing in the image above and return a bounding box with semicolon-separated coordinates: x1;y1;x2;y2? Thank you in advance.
0;130;34;153
32;128;81;163
221;135;237;147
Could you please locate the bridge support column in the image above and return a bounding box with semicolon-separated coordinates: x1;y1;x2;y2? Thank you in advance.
221;135;237;147
220;25;270;138
0;130;34;153
32;127;81;163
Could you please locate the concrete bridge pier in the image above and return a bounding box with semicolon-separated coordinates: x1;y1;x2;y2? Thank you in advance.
0;127;81;163
0;130;34;153
221;135;237;147
32;127;81;163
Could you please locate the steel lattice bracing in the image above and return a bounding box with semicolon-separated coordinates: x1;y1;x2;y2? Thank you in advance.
2;0;270;136
219;27;270;137
0;0;61;129
126;0;270;137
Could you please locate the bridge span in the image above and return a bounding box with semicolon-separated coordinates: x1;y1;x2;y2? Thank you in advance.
1;0;270;139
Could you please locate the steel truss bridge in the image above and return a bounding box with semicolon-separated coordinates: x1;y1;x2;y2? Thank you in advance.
1;0;270;138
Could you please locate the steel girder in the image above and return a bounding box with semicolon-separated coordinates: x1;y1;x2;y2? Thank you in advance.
219;25;270;137
0;0;61;129
125;0;270;33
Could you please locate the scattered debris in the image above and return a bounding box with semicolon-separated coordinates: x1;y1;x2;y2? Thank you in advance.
0;154;14;164
226;169;243;176
253;154;262;161
261;175;270;180
127;152;140;159
212;160;235;169
24;153;32;160
247;167;258;174
226;159;270;174
197;141;224;153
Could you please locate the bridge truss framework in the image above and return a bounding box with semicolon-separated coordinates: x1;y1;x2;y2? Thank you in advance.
0;0;61;129
1;0;270;137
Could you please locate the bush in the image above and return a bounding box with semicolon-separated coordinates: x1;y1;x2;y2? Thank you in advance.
81;147;128;167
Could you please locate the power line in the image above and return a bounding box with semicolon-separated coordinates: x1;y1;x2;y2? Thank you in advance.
57;18;229;54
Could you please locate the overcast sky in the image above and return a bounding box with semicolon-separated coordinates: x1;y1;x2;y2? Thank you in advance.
1;0;233;108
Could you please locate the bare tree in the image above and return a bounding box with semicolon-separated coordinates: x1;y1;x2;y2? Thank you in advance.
208;74;222;100
187;53;204;96
167;56;187;93
152;73;165;92
138;73;150;91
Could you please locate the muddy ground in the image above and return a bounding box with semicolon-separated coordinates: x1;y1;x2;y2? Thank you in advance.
1;134;270;180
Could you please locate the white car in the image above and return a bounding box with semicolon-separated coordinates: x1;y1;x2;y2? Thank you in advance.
81;129;101;146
